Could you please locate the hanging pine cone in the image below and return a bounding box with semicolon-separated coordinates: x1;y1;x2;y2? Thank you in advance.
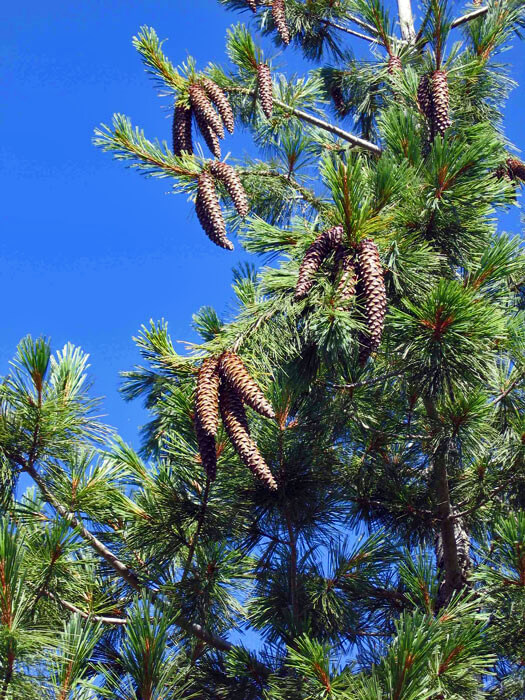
257;63;273;119
356;238;386;360
189;83;225;140
195;357;220;436
219;352;275;419
387;55;402;74
196;172;233;250
194;110;222;159
430;70;451;138
272;0;290;45
201;78;235;135
247;0;257;10
295;225;344;301
219;381;277;490
172;105;193;157
335;248;358;309
330;85;347;117
194;415;217;480
417;74;432;121
210;162;249;217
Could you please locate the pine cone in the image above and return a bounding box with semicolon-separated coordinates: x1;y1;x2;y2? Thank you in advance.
210;162;249;217
257;63;273;119
219;352;275;419
506;157;525;183
335;248;357;309
430;70;451;138
189;83;224;140
247;0;257;10
196;172;233;250
295;225;344;300
172;105;193;156
201;78;235;135
194;108;222;159
219;381;277;490
330;85;347;117
417;74;432;121
356;238;386;358
272;0;290;45
194;415;217;481
195;357;220;436
387;55;402;74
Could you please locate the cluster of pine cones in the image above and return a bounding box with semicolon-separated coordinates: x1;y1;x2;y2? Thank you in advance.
247;0;290;45
496;157;525;184
172;77;234;160
417;70;451;142
194;352;277;490
295;226;387;365
195;163;249;250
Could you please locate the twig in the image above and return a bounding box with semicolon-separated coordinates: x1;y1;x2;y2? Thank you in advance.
43;589;127;626
450;6;489;29
333;369;406;391
324;19;379;44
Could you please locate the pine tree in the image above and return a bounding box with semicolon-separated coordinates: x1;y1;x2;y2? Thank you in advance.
2;1;525;698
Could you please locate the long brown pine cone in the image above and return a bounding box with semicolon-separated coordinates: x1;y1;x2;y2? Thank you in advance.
219;352;275;419
356;238;386;362
335;248;358;309
387;55;402;74
257;63;273;119
417;74;432;121
201;78;235;135
194;414;217;481
430;70;452;138
189;83;225;140
272;0;290;45
295;225;344;300
172;105;193;157
219;381;277;490
195;356;221;436
210;162;249;217
506;157;525;183
194;110;222;159
196;172;233;250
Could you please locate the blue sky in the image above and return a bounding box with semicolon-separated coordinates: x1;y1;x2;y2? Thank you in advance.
2;0;524;447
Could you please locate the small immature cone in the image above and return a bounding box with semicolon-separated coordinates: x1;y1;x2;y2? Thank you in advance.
356;238;386;360
194;415;217;481
172;106;193;157
387;55;402;74
330;85;347;117
430;70;451;138
201;78;235;135
219;381;277;490
295;225;344;301
196;172;233;250
257;63;273;119
189;83;225;140
219;352;275;419
195;357;220;436
210;162;249;217
272;0;290;45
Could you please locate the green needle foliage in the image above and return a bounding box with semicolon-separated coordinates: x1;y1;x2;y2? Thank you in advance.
2;0;525;697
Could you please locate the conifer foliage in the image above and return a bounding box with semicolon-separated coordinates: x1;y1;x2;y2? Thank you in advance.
2;1;525;698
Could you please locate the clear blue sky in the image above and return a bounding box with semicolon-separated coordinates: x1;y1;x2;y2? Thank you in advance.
2;0;524;446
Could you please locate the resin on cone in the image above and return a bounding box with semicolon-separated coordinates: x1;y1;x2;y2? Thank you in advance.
194;414;217;480
219;352;275;419
272;0;290;45
431;70;452;138
195;356;220;436
257;63;273;119
189;83;225;140
172;105;193;157
219;381;277;490
201;78;235;134
356;238;386;357
295;225;344;300
210;162;249;217
196;172;233;250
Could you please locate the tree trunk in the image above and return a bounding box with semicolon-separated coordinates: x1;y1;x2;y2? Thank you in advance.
397;0;416;42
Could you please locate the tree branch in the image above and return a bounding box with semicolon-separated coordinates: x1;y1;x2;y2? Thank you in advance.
450;6;489;29
397;0;416;42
